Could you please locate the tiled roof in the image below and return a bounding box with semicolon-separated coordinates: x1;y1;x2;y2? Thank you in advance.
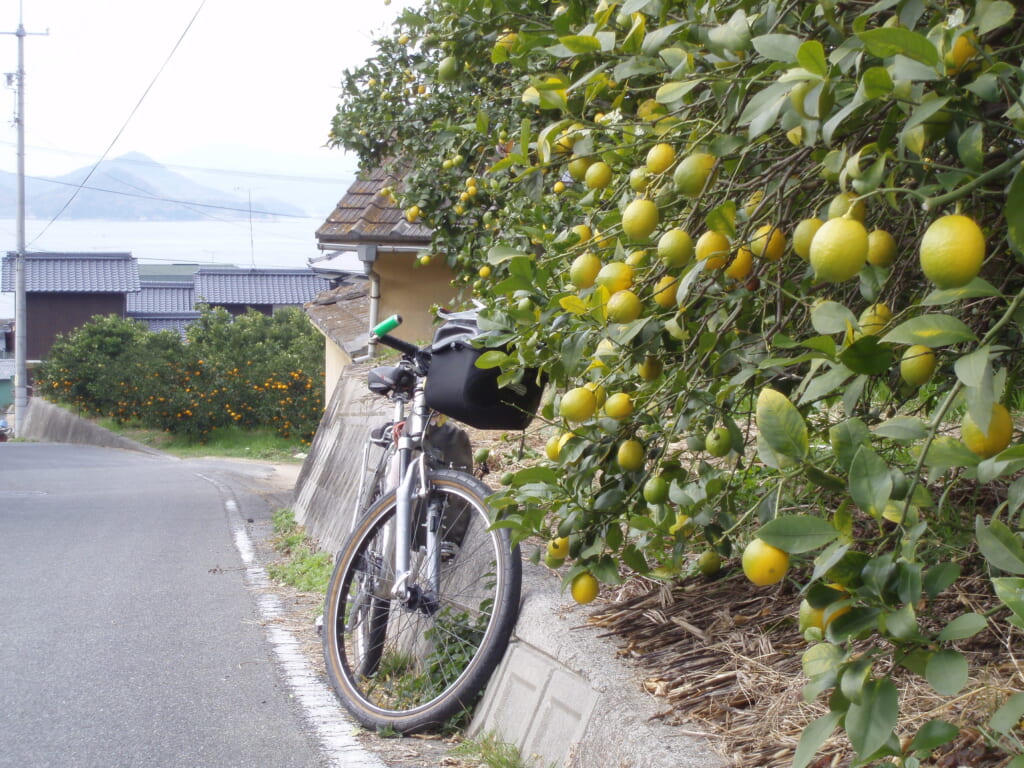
126;281;195;313
194;268;330;305
305;281;371;354
316;166;432;247
1;252;140;293
133;315;201;339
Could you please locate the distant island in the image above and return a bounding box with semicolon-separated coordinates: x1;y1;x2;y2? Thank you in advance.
0;152;306;222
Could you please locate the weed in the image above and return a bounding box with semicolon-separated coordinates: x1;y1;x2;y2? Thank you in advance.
266;509;332;593
451;731;544;768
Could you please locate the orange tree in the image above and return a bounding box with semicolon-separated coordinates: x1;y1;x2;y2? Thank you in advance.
331;1;1024;763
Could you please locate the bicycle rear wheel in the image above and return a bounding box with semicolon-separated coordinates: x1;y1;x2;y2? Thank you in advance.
323;469;521;733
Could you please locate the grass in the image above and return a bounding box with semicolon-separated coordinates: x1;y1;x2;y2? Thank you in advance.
97;420;306;461
450;731;545;768
266;508;333;593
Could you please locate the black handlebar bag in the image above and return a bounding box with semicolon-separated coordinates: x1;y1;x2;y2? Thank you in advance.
424;313;543;431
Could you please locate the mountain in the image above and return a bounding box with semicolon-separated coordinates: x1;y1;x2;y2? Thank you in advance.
0;152;307;221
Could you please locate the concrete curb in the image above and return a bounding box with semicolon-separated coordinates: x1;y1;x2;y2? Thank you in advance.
18;398;165;455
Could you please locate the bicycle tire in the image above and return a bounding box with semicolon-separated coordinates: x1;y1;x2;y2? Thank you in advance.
323;469;521;733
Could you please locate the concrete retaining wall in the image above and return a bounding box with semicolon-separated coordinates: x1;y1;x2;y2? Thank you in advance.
19;398;163;455
292;363;390;555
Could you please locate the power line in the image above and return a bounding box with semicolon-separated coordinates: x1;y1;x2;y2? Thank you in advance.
28;0;208;247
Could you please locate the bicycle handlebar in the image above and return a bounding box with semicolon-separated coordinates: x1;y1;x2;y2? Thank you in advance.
371;314;427;362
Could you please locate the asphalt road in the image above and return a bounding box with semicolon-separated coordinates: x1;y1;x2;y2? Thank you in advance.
0;443;332;768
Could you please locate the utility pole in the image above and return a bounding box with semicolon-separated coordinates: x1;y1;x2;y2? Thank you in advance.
3;6;47;436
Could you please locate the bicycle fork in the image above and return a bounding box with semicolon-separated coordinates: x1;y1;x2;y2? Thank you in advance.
391;454;442;614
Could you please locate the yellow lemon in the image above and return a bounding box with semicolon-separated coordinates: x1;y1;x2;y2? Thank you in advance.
900;345;936;387
867;228;897;268
645;142;676;175
962;403;1013;458
792;217;824;262
724;246;754;281
919;214;985;289
571;571;599;604
809;217;869;283
672;152;716;197
642;474;670;504
568;156;592;182
946;32;980;75
636;355;663;380
750;224;786;262
657;228;694;268
585;160;613;190
606;289;643;323
547;536;570;559
741;539;790;586
584;381;606;407
621;198;660;241
858;303;891;335
617;438;645;471
652;274;679;309
827;191;866;221
697;550;722;576
604;392;634;420
595;261;634;293
559;386;598;423
569;251;602;289
405;204;422;223
695;230;730;270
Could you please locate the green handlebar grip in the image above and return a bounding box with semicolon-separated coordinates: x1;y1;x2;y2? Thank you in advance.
373;314;402;336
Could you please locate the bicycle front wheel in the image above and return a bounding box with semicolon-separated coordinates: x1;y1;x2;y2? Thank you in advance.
323;469;521;733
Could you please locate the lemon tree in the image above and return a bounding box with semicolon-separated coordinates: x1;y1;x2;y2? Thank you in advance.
330;1;1024;763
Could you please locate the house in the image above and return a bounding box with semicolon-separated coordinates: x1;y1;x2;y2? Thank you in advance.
0;252;333;360
0;252;139;360
0;319;12;409
304;281;371;405
313;166;461;346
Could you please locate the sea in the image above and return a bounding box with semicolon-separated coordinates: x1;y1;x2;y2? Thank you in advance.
0;216;329;317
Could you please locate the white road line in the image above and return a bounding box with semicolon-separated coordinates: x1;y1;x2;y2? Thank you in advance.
229;517;386;768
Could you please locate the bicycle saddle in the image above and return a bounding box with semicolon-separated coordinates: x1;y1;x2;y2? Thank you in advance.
368;365;414;396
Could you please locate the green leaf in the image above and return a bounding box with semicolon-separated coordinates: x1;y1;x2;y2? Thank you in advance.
992;577;1024;624
849;445;892;518
881;314;977;347
978;1;1017;35
860;66;894;99
1008;167;1024;256
811;300;857;335
474;349;508;369
756;388;809;462
839;335;893;375
872;416;928;442
802;641;845;680
797;40;828;76
957;122;984;171
921;277;1002;305
937;612;988;642
792;710;842;768
655;79;703;105
954;345;990;388
830;418;870;470
975;516;1024;575
924;562;960;598
909;719;959;753
752;33;800;62
757;515;838;554
557;34;602;53
990;692;1024;735
926;649;968;696
923;436;981;470
846;678;898;758
857;27;938;66
487;244;531;264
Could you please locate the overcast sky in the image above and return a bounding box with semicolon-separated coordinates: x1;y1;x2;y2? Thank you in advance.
0;0;413;180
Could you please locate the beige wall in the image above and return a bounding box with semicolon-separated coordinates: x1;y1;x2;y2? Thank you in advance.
323;336;352;408
376;254;461;344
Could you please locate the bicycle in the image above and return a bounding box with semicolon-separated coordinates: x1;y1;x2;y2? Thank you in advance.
323;310;541;733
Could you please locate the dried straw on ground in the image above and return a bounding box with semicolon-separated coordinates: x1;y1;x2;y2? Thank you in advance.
589;570;1023;768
